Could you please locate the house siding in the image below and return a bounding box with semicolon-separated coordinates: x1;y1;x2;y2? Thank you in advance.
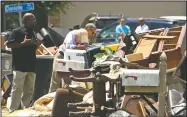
55;2;186;28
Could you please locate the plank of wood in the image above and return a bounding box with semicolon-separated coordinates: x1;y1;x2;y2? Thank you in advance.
134;39;157;59
143;35;176;39
125;53;144;62
1;35;5;49
36;46;44;55
139;101;148;117
164;44;176;46
168;31;181;33
157;28;169;52
168;26;182;31
157;40;165;52
134;31;165;59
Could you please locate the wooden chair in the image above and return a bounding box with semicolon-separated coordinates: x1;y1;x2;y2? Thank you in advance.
36;44;55;55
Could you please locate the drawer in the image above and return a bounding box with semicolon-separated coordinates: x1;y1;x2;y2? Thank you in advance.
121;69;160;86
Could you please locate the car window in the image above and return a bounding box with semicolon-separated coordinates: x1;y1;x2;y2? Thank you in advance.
96;19;119;29
125;21;140;31
177;20;186;26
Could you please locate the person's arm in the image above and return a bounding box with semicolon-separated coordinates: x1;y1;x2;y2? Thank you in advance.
73;44;88;50
65;32;88;50
145;25;149;32
135;26;140;34
67;42;88;50
115;26;121;41
5;29;31;48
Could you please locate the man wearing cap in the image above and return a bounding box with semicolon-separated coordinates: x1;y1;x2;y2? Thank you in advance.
135;18;149;34
48;23;96;93
115;18;131;42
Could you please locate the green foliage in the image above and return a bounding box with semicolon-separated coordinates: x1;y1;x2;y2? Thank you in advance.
93;53;106;59
104;46;113;55
93;46;115;60
92;46;116;67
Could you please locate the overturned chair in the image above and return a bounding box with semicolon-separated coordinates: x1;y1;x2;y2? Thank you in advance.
67;63;129;117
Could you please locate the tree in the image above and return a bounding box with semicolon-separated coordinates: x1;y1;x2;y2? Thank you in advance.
1;1;72;32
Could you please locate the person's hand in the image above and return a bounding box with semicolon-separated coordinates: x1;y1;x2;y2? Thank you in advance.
21;35;32;45
118;36;123;42
83;43;88;49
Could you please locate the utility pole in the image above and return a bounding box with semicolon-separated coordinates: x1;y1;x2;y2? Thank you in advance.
18;2;23;26
2;3;7;31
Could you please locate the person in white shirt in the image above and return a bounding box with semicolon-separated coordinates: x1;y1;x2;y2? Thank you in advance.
135;18;149;34
48;23;96;93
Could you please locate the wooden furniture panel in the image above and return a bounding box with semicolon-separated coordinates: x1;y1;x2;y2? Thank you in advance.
168;26;182;31
143;35;175;39
1;35;5;49
134;39;157;59
125;53;144;62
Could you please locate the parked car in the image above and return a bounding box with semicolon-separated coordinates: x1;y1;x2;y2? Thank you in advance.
96;18;186;43
159;16;186;20
159;16;186;26
71;13;121;33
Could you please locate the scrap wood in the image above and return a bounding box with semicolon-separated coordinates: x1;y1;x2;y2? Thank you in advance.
139;101;149;117
145;102;168;117
40;44;54;55
145;102;159;116
120;95;145;116
133;30;165;59
143;35;176;40
36;44;55;55
43;46;58;55
119;59;150;69
157;28;169;52
168;31;181;33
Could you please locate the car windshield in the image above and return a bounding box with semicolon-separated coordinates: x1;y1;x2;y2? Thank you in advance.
99;23;118;38
99;21;140;39
95;19;119;29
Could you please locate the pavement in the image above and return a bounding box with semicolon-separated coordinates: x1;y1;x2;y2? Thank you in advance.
2;106;9;116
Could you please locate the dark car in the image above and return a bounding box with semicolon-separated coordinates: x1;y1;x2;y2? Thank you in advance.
96;18;186;43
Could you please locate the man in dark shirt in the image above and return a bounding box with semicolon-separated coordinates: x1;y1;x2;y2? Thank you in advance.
5;13;42;113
